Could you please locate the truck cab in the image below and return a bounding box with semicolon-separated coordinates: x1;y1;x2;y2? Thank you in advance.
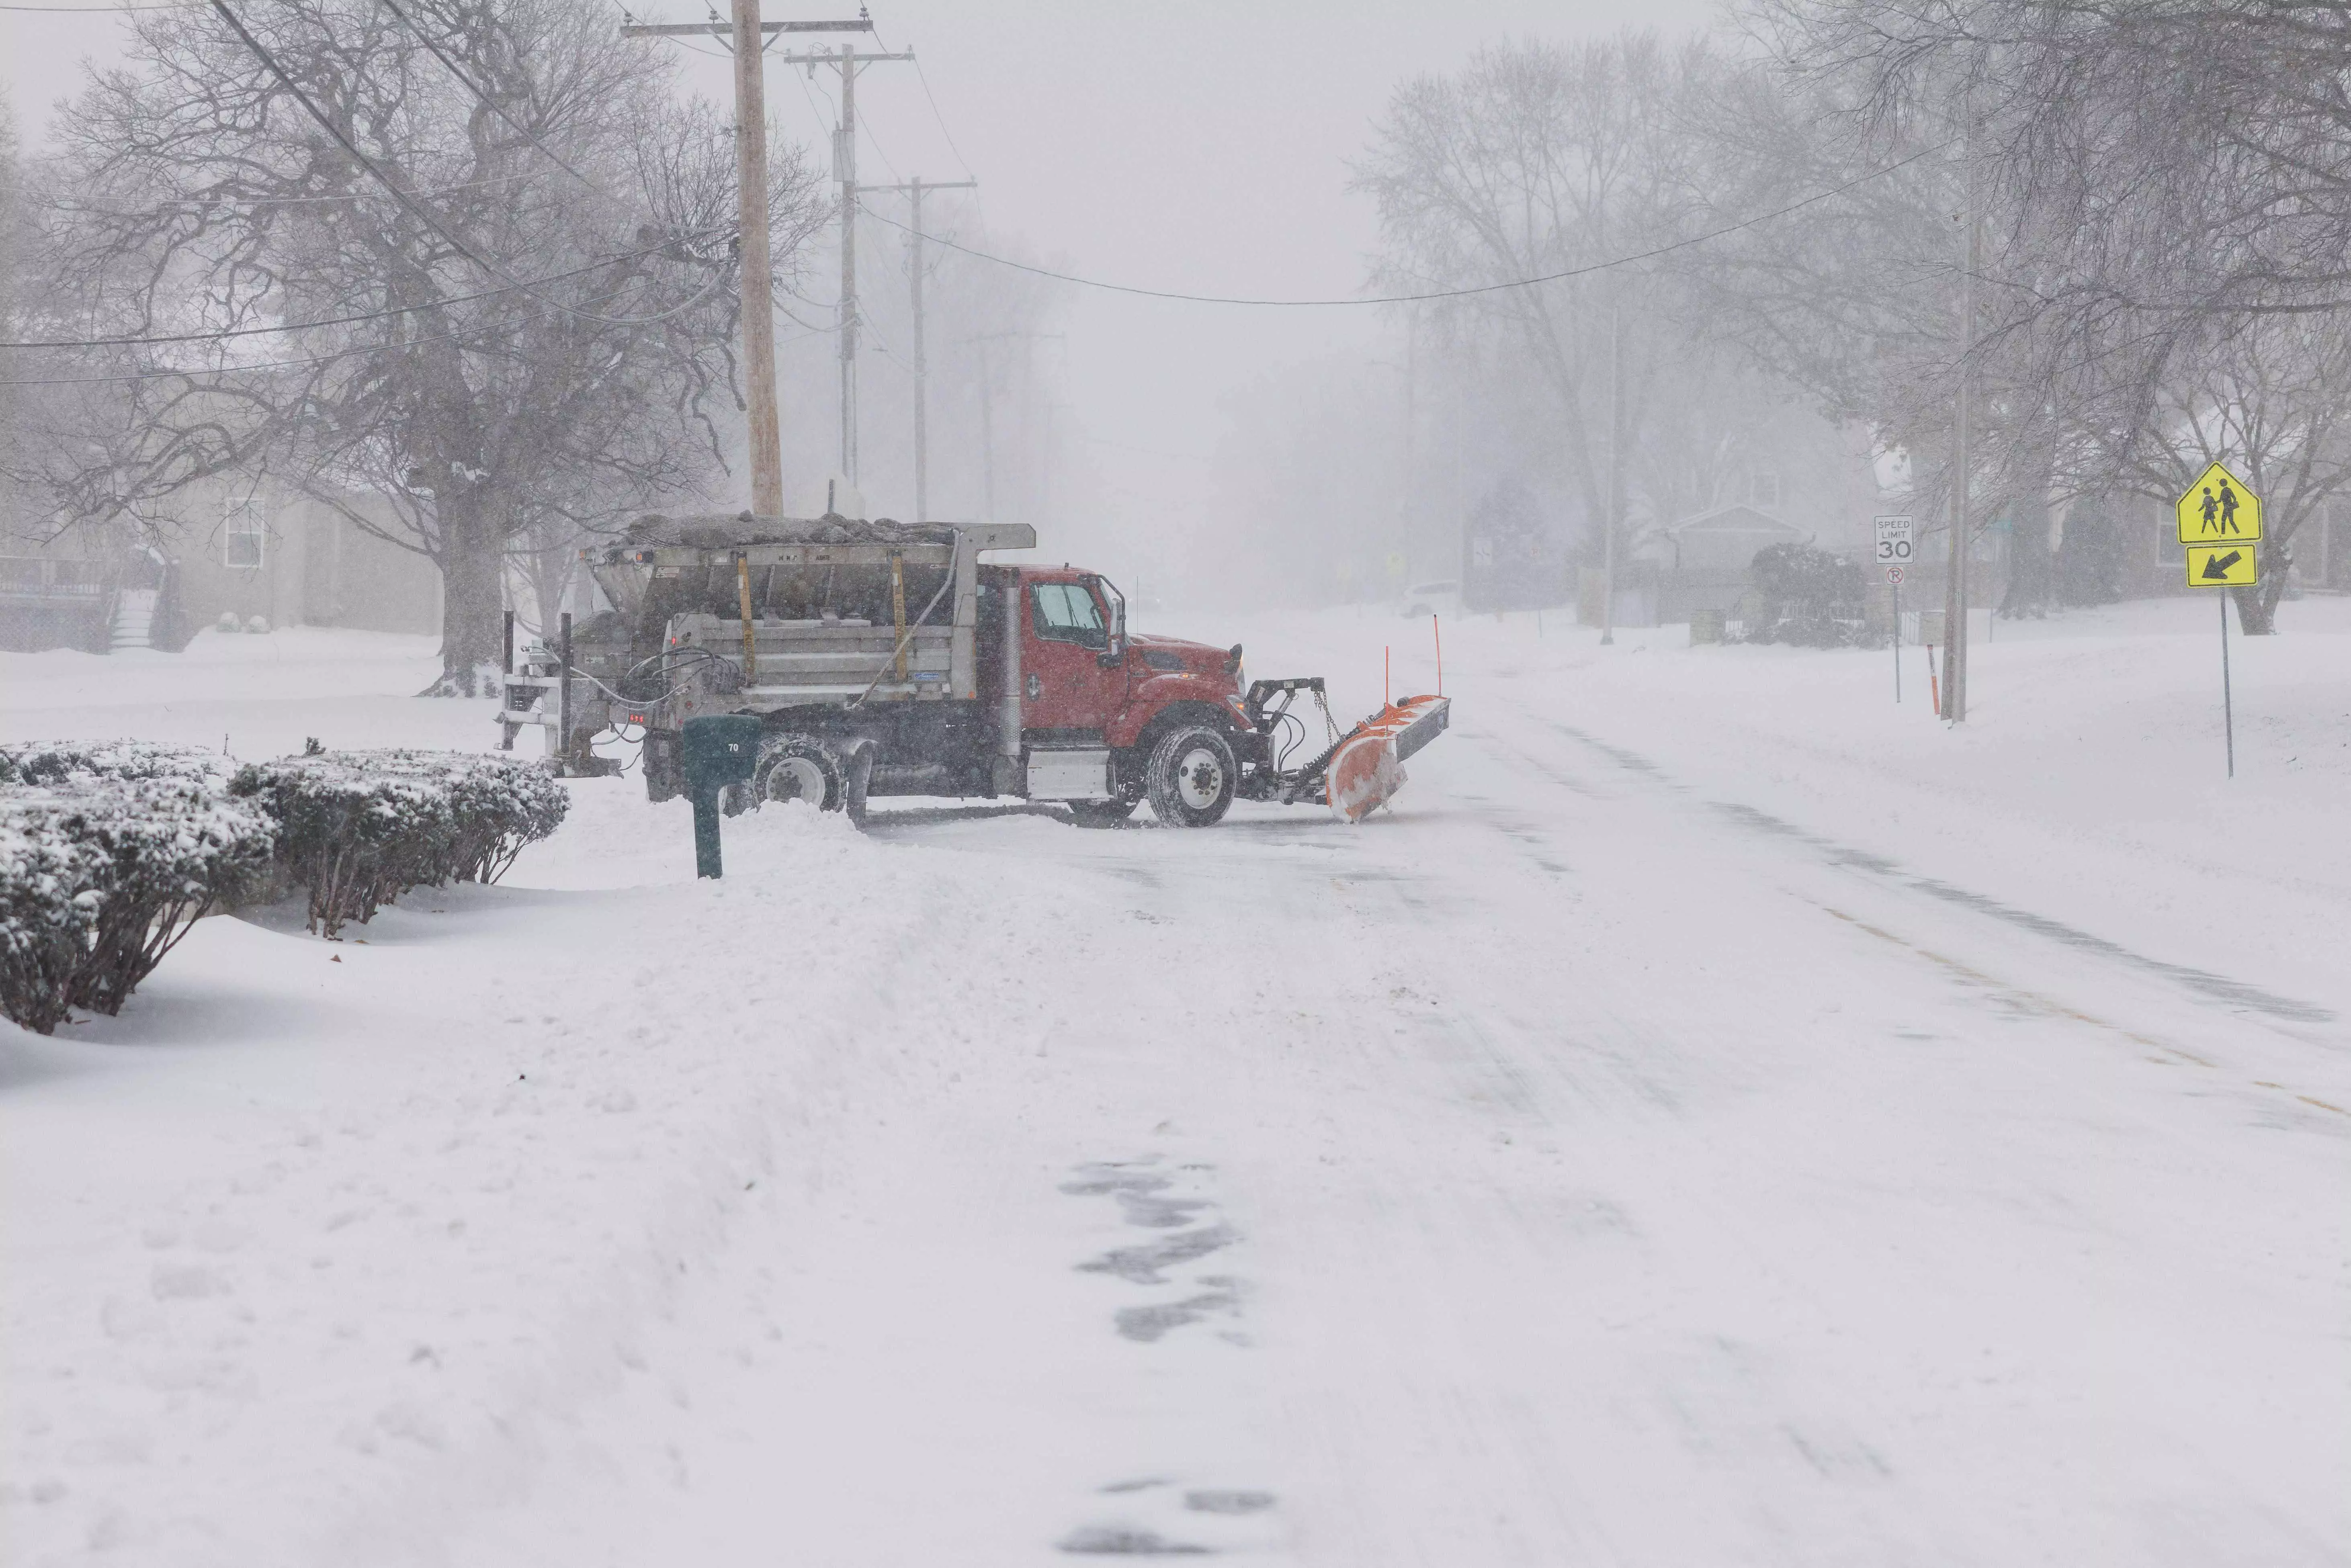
994;565;1253;821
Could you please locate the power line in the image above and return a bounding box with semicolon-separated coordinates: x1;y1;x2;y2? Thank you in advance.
49;169;541;215
0;2;190;9
2;319;520;386
866;141;1955;308
910;58;975;183
6;250;844;388
791;56;838;141
1;229;721;349
205;0;726;330
0;303;846;386
375;0;602;191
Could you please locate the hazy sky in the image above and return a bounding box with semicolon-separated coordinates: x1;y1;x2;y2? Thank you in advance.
4;0;1722;549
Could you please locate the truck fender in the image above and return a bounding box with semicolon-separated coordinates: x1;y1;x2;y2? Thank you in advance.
1108;680;1247;751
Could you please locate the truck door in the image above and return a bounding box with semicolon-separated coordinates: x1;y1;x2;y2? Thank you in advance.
1021;574;1126;736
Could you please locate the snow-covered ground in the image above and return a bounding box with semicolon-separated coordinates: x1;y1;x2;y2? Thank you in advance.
3;600;2346;1566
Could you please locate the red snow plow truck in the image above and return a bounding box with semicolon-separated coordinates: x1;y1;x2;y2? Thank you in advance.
506;513;1448;828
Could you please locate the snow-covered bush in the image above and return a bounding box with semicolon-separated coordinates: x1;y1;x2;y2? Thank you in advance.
0;779;276;1034
0;738;233;790
1742;542;1877;648
230;750;568;935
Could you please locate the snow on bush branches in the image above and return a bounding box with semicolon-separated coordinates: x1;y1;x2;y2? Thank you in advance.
0;743;274;1034
229;749;568;936
0;742;568;1032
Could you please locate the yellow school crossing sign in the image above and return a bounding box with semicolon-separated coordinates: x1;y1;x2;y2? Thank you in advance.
2177;463;2260;587
2178;462;2261;542
2175;463;2261;776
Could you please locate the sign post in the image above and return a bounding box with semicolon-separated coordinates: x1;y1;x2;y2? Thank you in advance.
2176;463;2261;778
1874;515;1915;704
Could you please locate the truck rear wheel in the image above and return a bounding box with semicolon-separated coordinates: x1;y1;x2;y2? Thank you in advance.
1145;725;1237;828
756;734;845;812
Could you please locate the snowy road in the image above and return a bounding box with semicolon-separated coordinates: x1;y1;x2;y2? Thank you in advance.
5;612;2348;1565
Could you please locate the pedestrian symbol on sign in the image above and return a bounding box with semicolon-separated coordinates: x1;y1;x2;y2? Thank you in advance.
2176;462;2261;545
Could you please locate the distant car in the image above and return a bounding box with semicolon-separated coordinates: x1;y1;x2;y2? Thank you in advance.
1399;579;1460;618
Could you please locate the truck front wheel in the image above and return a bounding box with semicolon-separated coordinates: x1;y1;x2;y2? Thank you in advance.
755;734;845;812
1144;725;1237;828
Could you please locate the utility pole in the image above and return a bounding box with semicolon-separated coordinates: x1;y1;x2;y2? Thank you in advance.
1943;108;1978;722
775;43;914;493
866;175;977;522
975;336;996;522
620;10;871;517
1400;309;1417;585
837;43;856;485
965;330;1062;526
1602;302;1623;647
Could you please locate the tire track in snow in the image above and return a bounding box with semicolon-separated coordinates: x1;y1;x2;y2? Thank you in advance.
1521;711;2335;1028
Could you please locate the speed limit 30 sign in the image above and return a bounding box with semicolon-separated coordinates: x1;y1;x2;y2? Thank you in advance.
1874;516;1916;706
1873;514;1916;571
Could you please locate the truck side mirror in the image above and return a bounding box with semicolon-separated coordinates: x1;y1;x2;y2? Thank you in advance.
1098;635;1122;669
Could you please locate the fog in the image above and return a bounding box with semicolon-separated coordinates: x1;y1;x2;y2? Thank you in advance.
8;6;2351;1557
8;0;2350;647
2;0;1713;615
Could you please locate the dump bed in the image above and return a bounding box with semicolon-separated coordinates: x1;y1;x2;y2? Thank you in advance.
584;513;1033;710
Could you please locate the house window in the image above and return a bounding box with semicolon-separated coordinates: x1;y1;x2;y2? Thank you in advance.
1749;472;1781;508
224;500;266;569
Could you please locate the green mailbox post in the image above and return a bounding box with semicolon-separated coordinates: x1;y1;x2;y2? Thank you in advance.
680;714;762;878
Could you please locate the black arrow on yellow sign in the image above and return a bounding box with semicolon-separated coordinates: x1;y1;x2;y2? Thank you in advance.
2200;549;2245;581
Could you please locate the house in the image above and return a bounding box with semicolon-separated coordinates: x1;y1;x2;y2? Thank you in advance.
1638;503;1811;572
1592;503;1814;627
0;477;440;652
0;522;128;653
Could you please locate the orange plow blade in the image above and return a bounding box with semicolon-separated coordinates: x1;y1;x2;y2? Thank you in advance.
1325;694;1451;823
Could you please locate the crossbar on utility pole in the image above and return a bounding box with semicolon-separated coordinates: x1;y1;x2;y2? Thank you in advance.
621;19;871;35
866;176;976;522
619;12;875;516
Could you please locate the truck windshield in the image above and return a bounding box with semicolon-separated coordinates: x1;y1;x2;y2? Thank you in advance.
1031;581;1107;649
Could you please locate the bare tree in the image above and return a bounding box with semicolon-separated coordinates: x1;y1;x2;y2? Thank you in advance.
1354;35;1718;556
2083;313;2351;629
1753;0;2351;628
8;0;823;688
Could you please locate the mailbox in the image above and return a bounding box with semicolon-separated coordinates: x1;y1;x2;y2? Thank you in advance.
681;714;762;878
682;714;761;794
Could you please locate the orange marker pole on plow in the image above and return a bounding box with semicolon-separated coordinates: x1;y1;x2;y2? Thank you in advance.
1324;633;1451;823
